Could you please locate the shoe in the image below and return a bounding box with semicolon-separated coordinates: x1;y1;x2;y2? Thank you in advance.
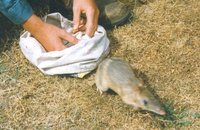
96;0;131;28
49;0;131;28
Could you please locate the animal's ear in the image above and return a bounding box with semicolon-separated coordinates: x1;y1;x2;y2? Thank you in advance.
122;96;140;109
138;78;145;87
122;95;134;105
132;85;141;92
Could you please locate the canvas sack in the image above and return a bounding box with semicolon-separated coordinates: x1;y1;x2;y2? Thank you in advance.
19;13;110;78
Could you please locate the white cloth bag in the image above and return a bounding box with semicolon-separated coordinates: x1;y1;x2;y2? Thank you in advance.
19;13;110;78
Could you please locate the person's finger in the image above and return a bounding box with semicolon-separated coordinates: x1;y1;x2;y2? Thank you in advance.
73;18;86;33
80;18;86;26
73;24;86;34
78;24;86;32
60;30;78;44
85;8;99;37
73;7;81;31
56;40;67;50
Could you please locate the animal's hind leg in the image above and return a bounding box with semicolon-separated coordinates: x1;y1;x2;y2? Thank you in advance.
96;82;109;94
95;73;109;94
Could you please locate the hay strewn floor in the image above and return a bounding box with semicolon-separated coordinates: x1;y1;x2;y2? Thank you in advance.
0;0;200;129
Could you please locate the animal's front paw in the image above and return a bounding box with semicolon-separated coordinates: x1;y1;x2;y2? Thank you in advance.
132;106;140;110
97;88;103;95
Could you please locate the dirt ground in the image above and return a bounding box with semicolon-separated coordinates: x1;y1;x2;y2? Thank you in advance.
0;0;200;129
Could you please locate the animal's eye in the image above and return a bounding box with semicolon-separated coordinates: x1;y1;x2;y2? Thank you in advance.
143;100;148;105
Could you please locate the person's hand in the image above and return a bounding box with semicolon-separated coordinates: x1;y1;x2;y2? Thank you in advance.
33;22;78;51
73;0;99;37
23;14;78;51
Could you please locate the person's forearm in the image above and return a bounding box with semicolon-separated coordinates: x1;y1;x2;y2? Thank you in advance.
0;0;33;25
22;14;44;37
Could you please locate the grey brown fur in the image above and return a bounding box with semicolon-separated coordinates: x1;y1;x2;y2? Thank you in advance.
95;57;166;115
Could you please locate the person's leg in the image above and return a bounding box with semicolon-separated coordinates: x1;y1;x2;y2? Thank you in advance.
49;0;131;28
